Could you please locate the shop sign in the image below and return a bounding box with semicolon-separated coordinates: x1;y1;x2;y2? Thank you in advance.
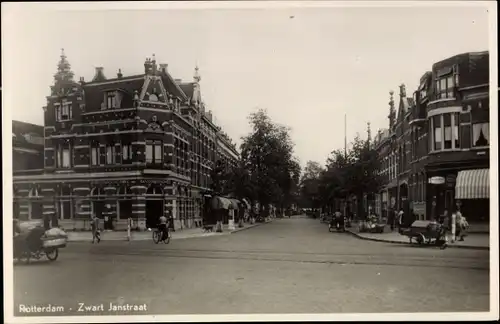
428;176;445;185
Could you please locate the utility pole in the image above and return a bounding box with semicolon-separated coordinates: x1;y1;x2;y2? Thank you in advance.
344;113;348;218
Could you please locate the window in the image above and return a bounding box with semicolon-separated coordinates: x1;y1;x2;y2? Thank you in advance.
432;113;461;151
106;144;115;164
61;102;72;120
443;114;452;149
122;144;132;163
107;92;116;109
472;122;489;147
90;143;99;166
57;144;71;168
436;75;454;99
453;114;460;148
432;115;442;150
55;102;72;121
146;140;162;164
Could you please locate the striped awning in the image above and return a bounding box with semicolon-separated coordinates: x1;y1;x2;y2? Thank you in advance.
210;196;233;210
455;169;489;199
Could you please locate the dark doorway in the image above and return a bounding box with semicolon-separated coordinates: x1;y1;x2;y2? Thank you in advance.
119;200;132;220
93;201;105;219
31;201;43;219
146;199;163;229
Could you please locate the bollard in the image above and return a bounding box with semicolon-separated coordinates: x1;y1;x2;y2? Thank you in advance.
451;213;456;243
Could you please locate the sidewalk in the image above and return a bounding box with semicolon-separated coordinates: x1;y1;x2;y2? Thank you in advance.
346;228;490;250
67;220;271;242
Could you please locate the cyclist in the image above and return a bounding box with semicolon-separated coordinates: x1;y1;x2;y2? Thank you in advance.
158;215;169;242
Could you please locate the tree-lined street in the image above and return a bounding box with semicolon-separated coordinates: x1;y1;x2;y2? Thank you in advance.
14;216;489;316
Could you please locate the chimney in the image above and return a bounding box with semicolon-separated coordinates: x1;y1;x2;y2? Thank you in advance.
144;58;152;74
117;69;123;79
92;67;107;82
159;64;168;74
151;54;157;74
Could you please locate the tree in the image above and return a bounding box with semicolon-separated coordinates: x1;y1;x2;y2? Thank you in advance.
238;109;300;216
299;161;324;210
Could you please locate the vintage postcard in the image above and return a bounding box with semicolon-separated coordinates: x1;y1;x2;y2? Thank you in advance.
2;1;498;323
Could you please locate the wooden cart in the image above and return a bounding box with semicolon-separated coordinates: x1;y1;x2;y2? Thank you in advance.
400;220;445;245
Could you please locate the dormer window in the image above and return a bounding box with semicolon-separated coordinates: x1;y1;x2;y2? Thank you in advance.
435;66;456;100
103;90;123;109
107;92;116;109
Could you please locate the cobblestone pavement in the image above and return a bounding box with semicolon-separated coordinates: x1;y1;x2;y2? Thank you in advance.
12;216;490;317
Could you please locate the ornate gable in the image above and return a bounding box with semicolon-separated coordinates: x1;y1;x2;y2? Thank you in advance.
140;76;168;104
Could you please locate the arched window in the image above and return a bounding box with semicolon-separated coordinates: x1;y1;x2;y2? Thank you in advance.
147;185;163;195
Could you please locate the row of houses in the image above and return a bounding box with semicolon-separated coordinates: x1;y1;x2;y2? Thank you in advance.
12;50;240;231
372;50;490;225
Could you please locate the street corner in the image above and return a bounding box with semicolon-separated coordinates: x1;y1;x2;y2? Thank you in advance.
345;229;490;250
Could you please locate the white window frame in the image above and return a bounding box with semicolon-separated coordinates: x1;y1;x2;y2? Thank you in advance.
90;144;100;166
107;92;116;109
106;144;115;165
122;144;132;162
431;113;461;152
471;122;489;148
436;74;455;100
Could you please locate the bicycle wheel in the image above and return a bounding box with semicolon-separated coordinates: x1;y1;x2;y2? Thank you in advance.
152;231;160;244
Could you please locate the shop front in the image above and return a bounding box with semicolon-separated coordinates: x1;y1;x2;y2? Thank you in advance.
427;173;457;220
455;168;490;223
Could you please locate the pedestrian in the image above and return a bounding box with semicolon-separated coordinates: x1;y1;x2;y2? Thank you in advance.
439;210;450;249
455;209;468;241
397;208;404;230
90;215;101;244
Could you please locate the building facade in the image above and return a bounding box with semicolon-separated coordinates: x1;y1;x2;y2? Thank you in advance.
12;50;239;230
375;51;490;224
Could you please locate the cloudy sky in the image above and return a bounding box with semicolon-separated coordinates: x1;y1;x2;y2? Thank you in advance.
3;2;492;168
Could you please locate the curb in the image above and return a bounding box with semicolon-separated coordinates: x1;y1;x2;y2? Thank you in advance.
346;230;489;251
230;220;273;234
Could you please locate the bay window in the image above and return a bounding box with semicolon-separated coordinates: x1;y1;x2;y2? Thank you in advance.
472;122;489;147
431;112;461;151
146;140;162;164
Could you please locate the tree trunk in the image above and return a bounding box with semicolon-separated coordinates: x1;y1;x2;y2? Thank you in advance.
357;193;365;220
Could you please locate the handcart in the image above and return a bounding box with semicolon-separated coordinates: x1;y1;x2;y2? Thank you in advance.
400;220;445;245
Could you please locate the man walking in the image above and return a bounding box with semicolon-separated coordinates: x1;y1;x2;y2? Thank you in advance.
90;215;101;244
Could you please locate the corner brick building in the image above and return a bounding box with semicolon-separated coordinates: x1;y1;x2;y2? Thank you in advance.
374;51;490;225
13;50;239;231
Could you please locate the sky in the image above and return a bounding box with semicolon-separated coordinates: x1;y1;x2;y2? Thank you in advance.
2;2;492;169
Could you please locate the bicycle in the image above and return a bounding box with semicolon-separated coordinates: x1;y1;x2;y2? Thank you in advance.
152;225;170;244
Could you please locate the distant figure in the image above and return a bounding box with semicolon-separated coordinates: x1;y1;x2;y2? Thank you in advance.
90;215;101;244
397;209;404;229
455;209;468;241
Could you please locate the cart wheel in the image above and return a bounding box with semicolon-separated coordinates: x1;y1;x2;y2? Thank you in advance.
416;233;425;245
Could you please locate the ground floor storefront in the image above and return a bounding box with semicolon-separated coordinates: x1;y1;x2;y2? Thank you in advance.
12;176;210;231
426;166;489;223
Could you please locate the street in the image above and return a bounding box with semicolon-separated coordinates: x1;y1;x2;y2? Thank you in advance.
13;215;490;316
